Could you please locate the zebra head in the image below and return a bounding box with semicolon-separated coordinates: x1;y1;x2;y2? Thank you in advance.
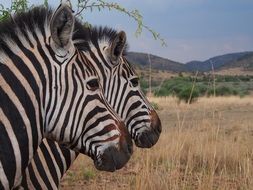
44;4;132;171
74;27;162;148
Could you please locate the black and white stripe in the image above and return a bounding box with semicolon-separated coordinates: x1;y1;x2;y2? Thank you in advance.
18;24;162;190
77;27;162;147
0;4;132;189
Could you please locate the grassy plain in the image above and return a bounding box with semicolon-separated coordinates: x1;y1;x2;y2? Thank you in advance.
61;96;253;190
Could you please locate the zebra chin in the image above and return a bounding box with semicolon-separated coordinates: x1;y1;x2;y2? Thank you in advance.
134;110;162;148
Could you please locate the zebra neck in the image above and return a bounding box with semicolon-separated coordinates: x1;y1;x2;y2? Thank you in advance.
0;39;48;187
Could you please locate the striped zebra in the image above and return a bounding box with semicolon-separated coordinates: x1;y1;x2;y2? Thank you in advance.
18;18;162;190
0;4;133;189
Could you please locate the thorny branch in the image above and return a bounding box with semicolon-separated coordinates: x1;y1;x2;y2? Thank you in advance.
75;0;167;46
0;0;167;46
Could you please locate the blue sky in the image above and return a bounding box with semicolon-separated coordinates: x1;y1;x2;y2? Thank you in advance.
1;0;253;63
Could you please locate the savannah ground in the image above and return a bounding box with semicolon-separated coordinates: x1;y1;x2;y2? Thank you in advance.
60;96;253;190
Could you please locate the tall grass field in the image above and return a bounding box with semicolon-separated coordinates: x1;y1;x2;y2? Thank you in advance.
61;96;253;190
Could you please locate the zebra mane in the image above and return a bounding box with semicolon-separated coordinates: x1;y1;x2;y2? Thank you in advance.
0;6;128;55
73;24;129;55
0;6;52;50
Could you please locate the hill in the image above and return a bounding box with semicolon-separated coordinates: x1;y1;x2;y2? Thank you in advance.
218;52;253;70
126;51;253;75
185;52;252;72
213;52;253;75
127;52;253;98
126;52;185;72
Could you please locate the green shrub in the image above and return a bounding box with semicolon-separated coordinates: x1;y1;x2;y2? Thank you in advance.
215;86;239;96
239;76;251;82
140;77;149;89
153;75;252;100
178;85;200;103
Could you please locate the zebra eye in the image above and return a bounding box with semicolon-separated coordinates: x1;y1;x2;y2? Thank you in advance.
130;77;139;87
87;79;99;91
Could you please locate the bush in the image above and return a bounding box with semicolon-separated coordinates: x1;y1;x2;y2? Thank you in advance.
153;75;252;101
178;86;200;103
215;86;239;96
140;77;149;89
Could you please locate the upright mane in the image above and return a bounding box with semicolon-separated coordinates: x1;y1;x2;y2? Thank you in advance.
0;7;52;51
0;6;128;54
73;24;129;55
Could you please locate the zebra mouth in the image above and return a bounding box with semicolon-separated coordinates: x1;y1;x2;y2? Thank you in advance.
93;144;132;172
134;124;161;148
94;153;116;172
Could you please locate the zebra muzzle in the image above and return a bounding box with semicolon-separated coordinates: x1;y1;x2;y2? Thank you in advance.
135;110;162;148
94;121;133;172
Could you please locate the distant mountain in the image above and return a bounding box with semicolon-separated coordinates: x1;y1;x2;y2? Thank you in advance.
126;52;185;72
126;51;253;74
185;52;253;72
219;52;253;71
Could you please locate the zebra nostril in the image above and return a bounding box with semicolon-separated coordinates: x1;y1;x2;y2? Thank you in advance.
150;110;162;134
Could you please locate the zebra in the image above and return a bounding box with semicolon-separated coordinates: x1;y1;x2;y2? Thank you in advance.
76;26;162;148
0;4;133;189
18;21;162;189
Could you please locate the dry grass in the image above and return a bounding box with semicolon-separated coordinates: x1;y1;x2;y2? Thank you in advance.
61;96;253;190
215;67;253;76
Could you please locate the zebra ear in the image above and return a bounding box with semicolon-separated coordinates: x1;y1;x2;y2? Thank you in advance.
110;31;126;63
50;4;74;49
